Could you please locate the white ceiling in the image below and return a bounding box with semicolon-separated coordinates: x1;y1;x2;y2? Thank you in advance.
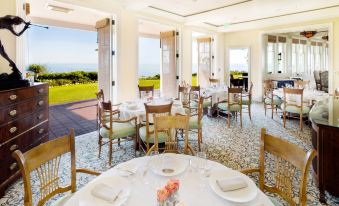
37;0;339;33
139;20;174;36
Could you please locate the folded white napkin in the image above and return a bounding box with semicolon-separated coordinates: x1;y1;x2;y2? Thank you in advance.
91;183;121;202
216;177;248;192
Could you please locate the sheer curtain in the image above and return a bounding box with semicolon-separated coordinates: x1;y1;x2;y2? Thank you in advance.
160;31;176;98
197;38;212;88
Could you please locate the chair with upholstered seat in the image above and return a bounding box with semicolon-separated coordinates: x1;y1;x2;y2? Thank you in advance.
241;128;316;206
139;102;172;154
138;85;154;98
98;101;138;166
188;97;204;151
242;82;253;120
216;87;243;128
263;80;282;119
189;85;212;110
282;88;310;131
148;114;194;155
12;129;101;206
319;71;328;92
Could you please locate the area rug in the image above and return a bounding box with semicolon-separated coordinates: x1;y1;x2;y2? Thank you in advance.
0;103;337;206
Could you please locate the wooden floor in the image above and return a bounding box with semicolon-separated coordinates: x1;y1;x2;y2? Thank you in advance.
49;99;97;140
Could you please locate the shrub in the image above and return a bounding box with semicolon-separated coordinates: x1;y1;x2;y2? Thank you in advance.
27;64;47;81
37;71;98;86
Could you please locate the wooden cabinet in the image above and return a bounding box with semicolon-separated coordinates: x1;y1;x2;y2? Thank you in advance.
309;96;339;203
0;83;49;197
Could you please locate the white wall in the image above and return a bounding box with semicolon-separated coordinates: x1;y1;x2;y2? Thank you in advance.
0;0;17;74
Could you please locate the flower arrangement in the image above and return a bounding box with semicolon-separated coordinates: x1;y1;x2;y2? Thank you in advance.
157;179;180;206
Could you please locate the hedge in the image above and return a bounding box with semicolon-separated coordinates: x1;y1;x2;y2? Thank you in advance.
37;71;97;86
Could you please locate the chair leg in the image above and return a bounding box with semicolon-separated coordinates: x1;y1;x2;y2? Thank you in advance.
271;104;274;119
198;129;201;152
248;104;252;120
228;111;230;128
264;104;267;116
283;111;286;128
300;113;303;131
236;112;238;121
118;138;120;146
98;136;102;158
240;109;242;128
109;138;113;166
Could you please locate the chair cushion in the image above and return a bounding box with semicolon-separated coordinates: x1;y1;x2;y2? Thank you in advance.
100;122;136;139
189;115;203;129
139;125;167;144
281;103;310;114
242;96;250;105
217;103;241;112
264;96;283;106
51;193;73;206
190;99;211;109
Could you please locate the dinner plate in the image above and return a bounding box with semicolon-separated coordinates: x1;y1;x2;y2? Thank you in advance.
209;169;258;203
149;153;188;177
65;176;130;206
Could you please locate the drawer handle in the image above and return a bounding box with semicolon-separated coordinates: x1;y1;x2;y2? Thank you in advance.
9;163;17;171
9;127;17;134
9;95;17;101
38;129;44;134
37;114;44;120
9;110;17;117
38;100;44;106
38;88;44;93
10;144;18;151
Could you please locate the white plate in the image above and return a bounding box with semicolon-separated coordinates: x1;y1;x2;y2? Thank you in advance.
64;176;130;206
209;169;258;203
150;154;188;177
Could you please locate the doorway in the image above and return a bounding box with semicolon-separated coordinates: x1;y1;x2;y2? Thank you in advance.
228;47;250;91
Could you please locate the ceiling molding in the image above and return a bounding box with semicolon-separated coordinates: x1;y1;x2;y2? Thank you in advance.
208;4;339;27
148;0;252;18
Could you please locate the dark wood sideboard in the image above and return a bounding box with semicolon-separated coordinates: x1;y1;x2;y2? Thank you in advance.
0;83;49;197
309;96;339;203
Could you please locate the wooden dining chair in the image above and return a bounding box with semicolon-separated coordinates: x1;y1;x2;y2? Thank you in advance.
177;85;190;106
98;100;138;166
12;129;101;206
188;97;204;151
295;80;310;89
263;80;282;119
148;114;194;156
282;88;310;131
209;78;220;86
138;85;154;98
189;85;212;110
216;87;243;128
242;82;253;120
241;128;316;206
139;102;172;154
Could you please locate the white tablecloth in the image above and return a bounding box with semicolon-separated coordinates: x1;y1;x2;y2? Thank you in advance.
64;154;274;206
119;99;186;124
273;88;329;105
201;86;228;105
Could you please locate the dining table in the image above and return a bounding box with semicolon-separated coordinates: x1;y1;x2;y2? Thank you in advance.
119;98;186;124
273;88;329;105
64;154;274;206
201;85;228;106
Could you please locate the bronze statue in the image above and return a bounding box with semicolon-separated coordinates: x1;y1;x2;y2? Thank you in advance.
0;15;48;89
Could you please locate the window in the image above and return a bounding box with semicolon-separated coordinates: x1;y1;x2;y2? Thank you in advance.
267;43;275;73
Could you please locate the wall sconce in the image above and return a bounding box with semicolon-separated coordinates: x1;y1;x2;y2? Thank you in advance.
278;53;282;61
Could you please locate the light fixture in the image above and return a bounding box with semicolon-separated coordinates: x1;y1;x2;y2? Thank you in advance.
46;4;73;13
300;31;317;38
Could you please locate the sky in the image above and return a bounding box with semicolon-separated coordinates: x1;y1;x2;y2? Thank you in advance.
27;26;98;64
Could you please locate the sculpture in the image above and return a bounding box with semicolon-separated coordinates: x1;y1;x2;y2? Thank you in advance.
0;15;47;89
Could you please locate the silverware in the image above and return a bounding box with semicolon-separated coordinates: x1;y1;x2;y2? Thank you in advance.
112;189;123;202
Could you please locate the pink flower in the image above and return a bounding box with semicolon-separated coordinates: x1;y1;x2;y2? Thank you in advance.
157;188;170;203
165;179;180;194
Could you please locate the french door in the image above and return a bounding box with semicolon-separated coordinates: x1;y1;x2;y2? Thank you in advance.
197;37;212;88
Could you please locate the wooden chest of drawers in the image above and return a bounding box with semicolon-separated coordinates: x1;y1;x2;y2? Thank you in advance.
0;83;49;197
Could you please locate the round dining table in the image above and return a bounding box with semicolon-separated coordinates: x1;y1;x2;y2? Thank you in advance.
201;85;228;106
64;154;274;206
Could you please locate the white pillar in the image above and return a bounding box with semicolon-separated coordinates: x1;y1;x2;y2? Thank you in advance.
181;27;192;84
116;10;138;102
215;34;225;84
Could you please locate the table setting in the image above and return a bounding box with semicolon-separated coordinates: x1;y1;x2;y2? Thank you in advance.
201;85;228;105
64;152;274;206
273;88;329;106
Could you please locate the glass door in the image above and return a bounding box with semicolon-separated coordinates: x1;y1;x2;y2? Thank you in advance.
228;47;250;91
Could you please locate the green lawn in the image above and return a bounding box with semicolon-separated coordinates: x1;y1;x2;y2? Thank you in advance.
49;83;98;105
138;76;197;89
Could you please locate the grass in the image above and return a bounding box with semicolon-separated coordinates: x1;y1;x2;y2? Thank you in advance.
138;76;198;89
49;83;98;105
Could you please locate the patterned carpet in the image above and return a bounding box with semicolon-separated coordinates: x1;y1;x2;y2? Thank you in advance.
0;103;337;206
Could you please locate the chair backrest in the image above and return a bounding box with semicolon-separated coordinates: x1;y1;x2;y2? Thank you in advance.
189;86;200;102
96;89;104;102
258;128;316;206
228;87;242;106
138;85;154;98
313;71;321;83
319;71;329;88
153;115;194;155
144;102;172;148
295;80;310;89
209;78;220;85
12;130;76;206
283;88;304;110
98;100;115;134
263;80;274;100
178;86;190;106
